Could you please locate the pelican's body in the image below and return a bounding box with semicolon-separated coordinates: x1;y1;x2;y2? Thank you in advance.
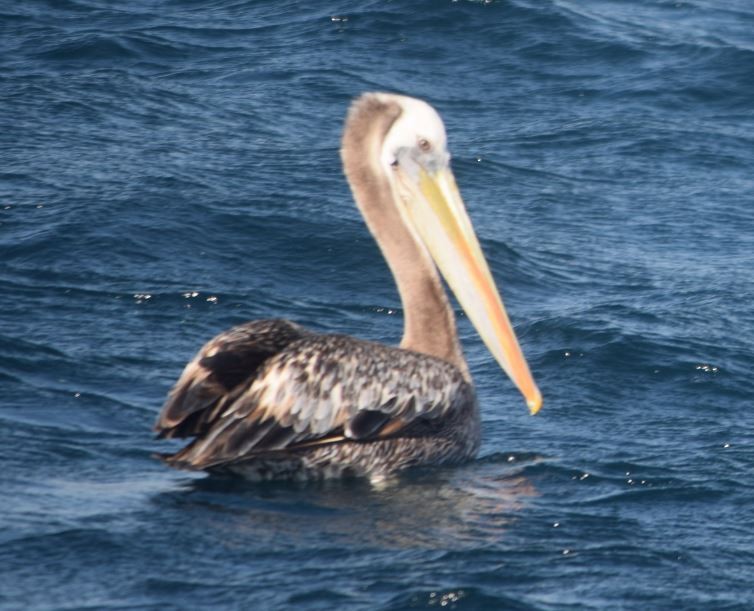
155;93;541;481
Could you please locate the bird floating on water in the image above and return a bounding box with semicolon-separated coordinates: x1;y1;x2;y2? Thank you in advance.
154;93;541;482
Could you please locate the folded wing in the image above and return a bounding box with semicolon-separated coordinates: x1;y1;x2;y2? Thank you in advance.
155;324;472;470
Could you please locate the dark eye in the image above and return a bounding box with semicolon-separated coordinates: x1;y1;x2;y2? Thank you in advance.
390;158;399;167
418;138;431;152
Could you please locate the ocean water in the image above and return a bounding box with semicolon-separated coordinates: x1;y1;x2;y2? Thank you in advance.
2;0;753;608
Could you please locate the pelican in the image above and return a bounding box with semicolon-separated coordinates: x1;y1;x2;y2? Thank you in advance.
154;93;541;481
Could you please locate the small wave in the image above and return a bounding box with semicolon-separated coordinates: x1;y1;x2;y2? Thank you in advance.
477;451;550;467
580;483;727;507
34;35;139;62
387;586;536;610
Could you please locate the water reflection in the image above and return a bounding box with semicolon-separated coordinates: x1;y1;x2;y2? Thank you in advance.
153;454;542;551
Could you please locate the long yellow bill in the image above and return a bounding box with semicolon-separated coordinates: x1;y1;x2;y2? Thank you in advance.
400;166;542;414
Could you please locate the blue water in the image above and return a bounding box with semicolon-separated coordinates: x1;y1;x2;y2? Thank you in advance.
2;0;753;608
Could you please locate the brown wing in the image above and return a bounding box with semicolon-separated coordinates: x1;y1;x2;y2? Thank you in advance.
154;319;308;439
159;333;473;470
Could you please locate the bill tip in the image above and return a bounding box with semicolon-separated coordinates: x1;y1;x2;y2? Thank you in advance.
527;392;543;415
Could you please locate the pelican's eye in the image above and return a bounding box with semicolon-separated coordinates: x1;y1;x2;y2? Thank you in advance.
418;138;431;152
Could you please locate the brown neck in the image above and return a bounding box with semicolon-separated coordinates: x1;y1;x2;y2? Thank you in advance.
340;94;467;376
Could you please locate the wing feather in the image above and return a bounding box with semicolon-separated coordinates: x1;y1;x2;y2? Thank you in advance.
154;319;308;439
162;333;473;469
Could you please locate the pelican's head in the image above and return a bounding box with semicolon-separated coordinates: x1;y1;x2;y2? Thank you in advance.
375;93;542;414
